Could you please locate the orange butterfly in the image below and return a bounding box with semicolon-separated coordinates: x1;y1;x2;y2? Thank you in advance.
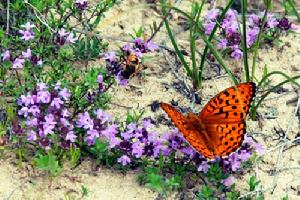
160;82;256;159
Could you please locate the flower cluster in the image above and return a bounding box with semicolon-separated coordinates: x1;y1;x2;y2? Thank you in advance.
1;22;43;69
203;9;297;60
76;109;118;146
2;48;43;69
16;82;74;149
104;38;158;85
54;28;77;46
75;0;88;11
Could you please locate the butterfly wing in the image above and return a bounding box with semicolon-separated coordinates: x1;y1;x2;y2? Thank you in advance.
199;82;256;157
160;103;214;158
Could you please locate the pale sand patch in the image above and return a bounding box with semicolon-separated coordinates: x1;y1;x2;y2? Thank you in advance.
1;0;300;199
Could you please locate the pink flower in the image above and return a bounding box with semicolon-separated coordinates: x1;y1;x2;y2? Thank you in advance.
1;50;11;61
231;47;243;60
254;143;265;155
22;48;32;59
197;161;210;173
19;30;35;41
117;155;131;166
223;176;235;187
66;32;77;43
12;58;25;69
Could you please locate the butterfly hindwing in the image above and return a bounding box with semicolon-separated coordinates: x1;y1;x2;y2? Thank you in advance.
204;122;246;157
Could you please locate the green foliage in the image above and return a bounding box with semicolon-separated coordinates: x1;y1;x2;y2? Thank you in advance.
35;153;62;177
125;110;145;124
81;185;89;198
140;167;181;196
196;185;216;200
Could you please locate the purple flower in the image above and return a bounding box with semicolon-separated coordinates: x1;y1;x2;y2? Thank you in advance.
18;94;34;106
58;28;68;37
22;48;32;59
77;112;94;130
217;39;228;49
37;82;48;91
66;32;77;43
246;27;259;48
12;58;25;69
95;109;111;123
122;43;132;52
223;176;235;187
197;161;210;173
248;14;260;27
27;130;37;141
19;29;35;41
266;14;279;28
254;143;265;155
244;135;254;146
85;129;99;145
75;0;88;11
205;9;219;21
117;155;131;166
104;52;116;62
238;150;251;161
50;98;64;109
25;118;38;127
18;107;29;117
145;40;158;51
225;9;237;21
277;17;292;31
142;119;153;129
97;74;103;84
115;72;128;86
28;105;40;116
1;50;11;61
66;131;77;142
132;141;144;158
37;91;51;104
203;21;216;35
37;59;43;66
231;47;243;60
228;153;241;171
59;88;71;101
62;109;71;118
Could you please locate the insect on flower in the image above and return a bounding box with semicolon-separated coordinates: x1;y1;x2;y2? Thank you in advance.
120;52;143;79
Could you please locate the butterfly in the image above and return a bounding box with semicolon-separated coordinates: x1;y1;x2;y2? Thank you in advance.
160;82;256;159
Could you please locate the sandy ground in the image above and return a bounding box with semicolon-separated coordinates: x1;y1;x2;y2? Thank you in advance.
1;0;300;199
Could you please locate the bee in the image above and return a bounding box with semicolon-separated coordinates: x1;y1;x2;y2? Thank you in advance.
121;53;143;79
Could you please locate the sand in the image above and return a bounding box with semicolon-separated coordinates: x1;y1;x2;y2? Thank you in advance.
1;0;300;199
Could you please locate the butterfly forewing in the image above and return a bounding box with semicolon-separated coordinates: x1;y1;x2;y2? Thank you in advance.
199;82;256;123
160;103;214;158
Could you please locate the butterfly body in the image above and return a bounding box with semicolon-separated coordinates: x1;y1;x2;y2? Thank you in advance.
160;82;256;159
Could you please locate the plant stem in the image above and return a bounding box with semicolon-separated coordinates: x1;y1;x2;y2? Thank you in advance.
241;0;250;81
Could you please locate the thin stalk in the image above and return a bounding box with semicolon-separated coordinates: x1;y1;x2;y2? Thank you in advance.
251;75;300;117
241;0;249;81
165;5;238;84
286;0;300;22
190;1;205;89
163;4;192;77
257;71;300;88
198;0;235;84
251;2;270;81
